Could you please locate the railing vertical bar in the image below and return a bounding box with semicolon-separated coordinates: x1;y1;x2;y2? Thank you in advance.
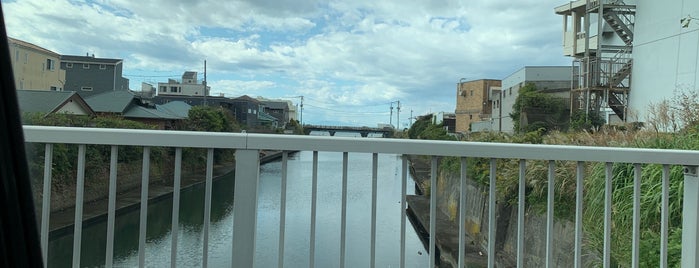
340;152;348;268
310;151;318;268
40;143;53;266
604;162;612;268
517;159;525;268
660;165;669;268
400;155;407;268
488;158;497;267
71;144;86;268
681;165;699;268
546;160;555;268
370;153;378;268
458;157;467;268
232;149;260;268
202;148;214;268
574;161;584;268
138;147;151;268
278;151;289;268
632;163;641;268
429;156;437;268
105;145;118;268
171;148;182;268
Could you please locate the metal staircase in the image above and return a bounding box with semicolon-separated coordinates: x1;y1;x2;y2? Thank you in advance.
571;0;635;122
603;11;634;45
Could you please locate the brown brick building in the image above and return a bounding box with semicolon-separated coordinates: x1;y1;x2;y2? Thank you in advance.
455;79;501;133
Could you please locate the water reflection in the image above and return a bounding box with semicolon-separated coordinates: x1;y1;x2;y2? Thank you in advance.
49;144;427;267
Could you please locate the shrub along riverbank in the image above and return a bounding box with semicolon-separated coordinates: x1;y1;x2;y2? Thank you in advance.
406;99;698;267
23;106;240;213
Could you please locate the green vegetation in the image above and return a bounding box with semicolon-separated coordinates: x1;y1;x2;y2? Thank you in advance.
23;107;242;211
406;91;699;267
407;114;455;140
510;83;569;133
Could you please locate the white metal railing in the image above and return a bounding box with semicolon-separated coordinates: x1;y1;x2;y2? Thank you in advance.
22;125;699;268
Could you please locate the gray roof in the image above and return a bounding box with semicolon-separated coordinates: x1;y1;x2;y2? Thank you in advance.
61;55;122;64
157;101;192;118
232;95;260;104
182;71;197;79
85;90;135;113
258;111;279;122
17;90;93;115
261;100;290;110
86;90;187;120
124;105;183;120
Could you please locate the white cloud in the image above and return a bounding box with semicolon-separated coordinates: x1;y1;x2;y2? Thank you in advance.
3;0;571;126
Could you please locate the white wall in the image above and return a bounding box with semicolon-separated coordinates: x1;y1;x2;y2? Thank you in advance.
56;99;90;115
630;0;699;122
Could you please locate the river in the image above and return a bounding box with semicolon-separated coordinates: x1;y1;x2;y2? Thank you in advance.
47;133;428;267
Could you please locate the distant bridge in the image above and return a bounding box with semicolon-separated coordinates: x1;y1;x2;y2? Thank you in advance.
303;124;394;137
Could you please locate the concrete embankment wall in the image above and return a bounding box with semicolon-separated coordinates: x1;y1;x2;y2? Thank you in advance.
410;156;594;267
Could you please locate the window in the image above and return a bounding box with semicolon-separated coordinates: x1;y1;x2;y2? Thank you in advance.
470;90;473;96
83;63;89;69
160;86;166;92
14;50;18;62
99;64;106;69
81;87;93;91
247;108;251;114
469;114;473;120
50;86;57;91
66;62;73;68
170;86;178;93
46;59;55;70
24;53;28;64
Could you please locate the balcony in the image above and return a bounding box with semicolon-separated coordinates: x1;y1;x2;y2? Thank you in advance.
22;126;699;267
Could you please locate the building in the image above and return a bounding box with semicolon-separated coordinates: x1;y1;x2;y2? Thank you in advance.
157;71;210;96
258;98;294;128
230;95;263;128
16;90;94;117
85;90;186;129
60;54;129;98
8;37;65;91
493;66;574;133
627;0;699;122
555;0;635;123
455;79;501;133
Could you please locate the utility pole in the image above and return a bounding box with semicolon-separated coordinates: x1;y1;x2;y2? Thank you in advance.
203;60;208;106
390;103;394;127
396;101;401;129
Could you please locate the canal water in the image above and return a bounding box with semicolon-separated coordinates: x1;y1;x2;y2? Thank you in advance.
48;133;428;267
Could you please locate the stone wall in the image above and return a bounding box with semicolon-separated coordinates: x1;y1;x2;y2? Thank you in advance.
435;169;594;267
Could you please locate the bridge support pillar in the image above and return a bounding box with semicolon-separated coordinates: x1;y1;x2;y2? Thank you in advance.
329;131;336;136
360;131;369;138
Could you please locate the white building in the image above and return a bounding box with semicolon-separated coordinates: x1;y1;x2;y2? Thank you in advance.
555;0;635;123
556;0;699;123
157;71;210;96
630;0;699;122
493;66;574;133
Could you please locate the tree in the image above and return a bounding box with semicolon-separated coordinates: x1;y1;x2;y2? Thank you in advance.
184;106;240;132
510;83;568;133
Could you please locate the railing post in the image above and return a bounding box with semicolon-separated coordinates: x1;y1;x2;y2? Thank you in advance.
682;165;699;268
232;149;260;268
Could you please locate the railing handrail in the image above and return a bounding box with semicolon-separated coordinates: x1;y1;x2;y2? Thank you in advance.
22;125;699;165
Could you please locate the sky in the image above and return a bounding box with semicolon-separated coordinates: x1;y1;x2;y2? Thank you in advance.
2;0;571;128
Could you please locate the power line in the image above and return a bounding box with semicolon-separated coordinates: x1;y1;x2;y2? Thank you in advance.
303;103;388;115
